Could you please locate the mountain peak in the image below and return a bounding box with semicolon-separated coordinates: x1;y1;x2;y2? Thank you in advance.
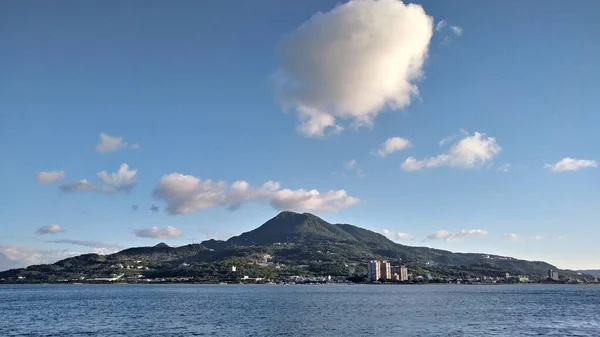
154;242;170;248
226;210;354;245
274;210;322;220
275;210;306;218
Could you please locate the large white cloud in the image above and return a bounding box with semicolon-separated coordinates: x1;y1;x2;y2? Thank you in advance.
373;137;412;157
35;224;64;235
59;163;137;194
153;173;359;215
544;158;597;172
427;229;488;241
274;0;433;137
35;170;65;185
95;132;139;153
401;131;500;171
134;226;183;239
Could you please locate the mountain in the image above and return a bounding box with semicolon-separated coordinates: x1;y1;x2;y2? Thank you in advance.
154;242;170;248
224;212;568;277
227;211;357;245
0;211;591;282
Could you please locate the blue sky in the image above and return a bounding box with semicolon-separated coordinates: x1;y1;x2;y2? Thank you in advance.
1;0;598;270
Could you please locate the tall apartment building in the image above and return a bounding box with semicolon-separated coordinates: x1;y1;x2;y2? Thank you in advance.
368;260;405;281
548;269;559;281
391;265;409;281
399;266;408;281
380;261;392;280
367;260;381;281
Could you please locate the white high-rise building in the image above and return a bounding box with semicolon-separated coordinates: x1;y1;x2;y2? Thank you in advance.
367;260;381;281
399;266;408;281
380;261;392;280
548;269;559;281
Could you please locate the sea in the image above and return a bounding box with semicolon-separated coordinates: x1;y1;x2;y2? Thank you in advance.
1;284;599;336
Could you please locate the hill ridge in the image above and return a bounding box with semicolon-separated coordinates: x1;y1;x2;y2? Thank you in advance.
0;211;590;282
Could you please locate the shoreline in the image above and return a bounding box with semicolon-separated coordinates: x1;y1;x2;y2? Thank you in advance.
1;281;597;286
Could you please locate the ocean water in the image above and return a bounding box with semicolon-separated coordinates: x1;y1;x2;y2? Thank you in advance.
1;284;599;336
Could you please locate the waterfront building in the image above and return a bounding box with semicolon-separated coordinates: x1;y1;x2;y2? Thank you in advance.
368;261;407;281
548;269;559;281
399;266;408;281
391;265;409;281
380;261;392;280
367;260;381;281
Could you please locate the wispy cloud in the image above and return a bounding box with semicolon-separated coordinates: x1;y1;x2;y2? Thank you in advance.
0;245;79;271
502;233;546;243
373;137;412;157
381;229;414;241
198;228;235;241
435;19;447;32
428;229;488;241
47;239;122;251
395;232;414;241
497;163;511;173
95;132;139;153
438;129;468;146
343;159;365;178
35;224;64;235
134;226;183;239
440;36;453;46
35;170;65;185
59;180;96;192
435;20;463;45
450;25;463;36
545;158;597;172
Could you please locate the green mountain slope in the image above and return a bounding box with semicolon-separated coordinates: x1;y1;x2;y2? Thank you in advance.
0;211;589;281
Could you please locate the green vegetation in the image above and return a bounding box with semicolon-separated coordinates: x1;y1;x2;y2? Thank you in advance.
0;211;590;283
